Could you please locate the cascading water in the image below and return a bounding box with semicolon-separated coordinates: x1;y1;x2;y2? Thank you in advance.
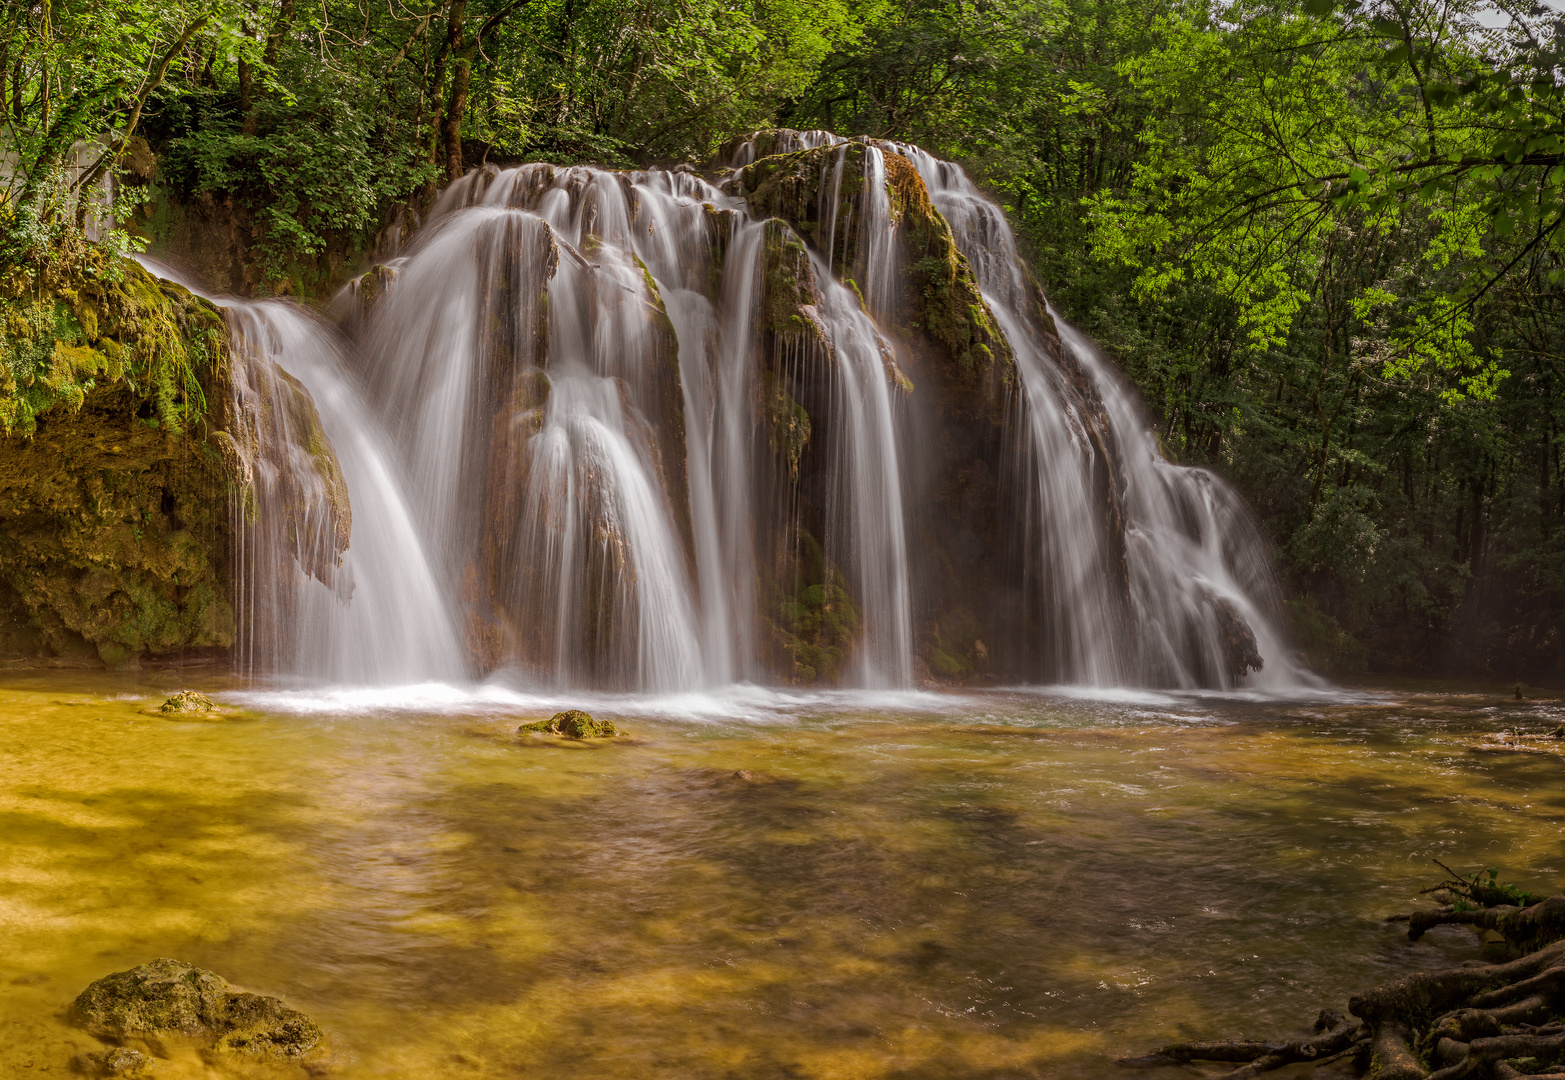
882;141;1315;689
152;129;1314;692
344;155;917;689
139;258;466;684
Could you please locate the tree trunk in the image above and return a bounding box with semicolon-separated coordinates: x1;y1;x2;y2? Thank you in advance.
238;57;252;118
444;50;472;182
422;0;463;207
242;0;298;136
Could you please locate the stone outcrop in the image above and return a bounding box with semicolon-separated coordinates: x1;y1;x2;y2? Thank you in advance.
0;241;351;669
0;247;237;668
158;689;215;714
519;709;620;737
731;139;1029;684
72;958;325;1059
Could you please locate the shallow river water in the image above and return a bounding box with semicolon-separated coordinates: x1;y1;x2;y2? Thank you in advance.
2;674;1562;1079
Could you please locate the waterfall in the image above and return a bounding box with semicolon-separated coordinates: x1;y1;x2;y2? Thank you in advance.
139;258;467;683
225;304;467;684
146;129;1315;692
882;142;1315;689
338;157;916;689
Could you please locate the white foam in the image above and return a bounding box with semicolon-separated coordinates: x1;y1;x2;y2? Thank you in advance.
220;680;973;723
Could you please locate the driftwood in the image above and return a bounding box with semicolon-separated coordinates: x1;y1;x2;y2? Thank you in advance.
1119;864;1565;1079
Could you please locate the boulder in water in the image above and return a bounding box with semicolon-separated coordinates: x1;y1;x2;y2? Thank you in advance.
71;958;324;1059
519;710;619;738
157;691;214;714
86;1046;152;1076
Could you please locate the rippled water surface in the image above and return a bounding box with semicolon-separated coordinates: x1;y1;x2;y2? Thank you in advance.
2;674;1563;1078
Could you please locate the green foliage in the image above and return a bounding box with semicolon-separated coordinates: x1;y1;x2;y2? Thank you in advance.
0;0;249;266
0;236;219;435
1438;863;1546;909
157;66;435;279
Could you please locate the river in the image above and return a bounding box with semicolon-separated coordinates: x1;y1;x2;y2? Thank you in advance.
1;675;1559;1077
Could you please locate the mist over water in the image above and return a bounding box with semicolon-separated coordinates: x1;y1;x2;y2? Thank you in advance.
149;131;1317;695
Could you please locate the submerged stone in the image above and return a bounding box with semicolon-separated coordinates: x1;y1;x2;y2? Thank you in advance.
91;1047;152;1076
71;958;323;1059
519;709;619;738
158;691;215;714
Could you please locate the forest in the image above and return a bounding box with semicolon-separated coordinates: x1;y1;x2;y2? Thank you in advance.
2;0;1563;680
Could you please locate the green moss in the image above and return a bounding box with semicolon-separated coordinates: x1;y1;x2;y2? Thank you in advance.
929;648;971;677
740;144;870;280
634;253;677;340
758;219;831;349
159;690;215;714
918;606;989;684
881;150;1015;408
520;709;620;738
0;237;222;436
762;372;811;483
843;276;866;311
763;530;862;685
0;237;238;669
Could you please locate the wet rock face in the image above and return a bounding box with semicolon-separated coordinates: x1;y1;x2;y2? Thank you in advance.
728;138;1029;686
1210;594;1264;681
72;958;324;1059
0;256;238;669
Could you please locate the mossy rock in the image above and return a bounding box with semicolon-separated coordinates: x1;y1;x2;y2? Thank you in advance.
519;709;619;738
1;240;238;669
71;958;324;1059
90;1046;152;1076
158;690;215;714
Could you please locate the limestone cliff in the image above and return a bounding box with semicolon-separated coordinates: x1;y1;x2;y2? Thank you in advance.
0;242;236;668
0;241;352;670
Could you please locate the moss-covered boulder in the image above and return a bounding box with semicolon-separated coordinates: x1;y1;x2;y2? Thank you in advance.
0;242;238;669
738;143;869;284
519;709;619;738
879;149;1014;413
158;690;215;714
89;1045;152;1076
72;958;324;1059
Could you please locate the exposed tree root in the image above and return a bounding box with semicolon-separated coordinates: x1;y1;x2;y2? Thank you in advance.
1119;866;1565;1078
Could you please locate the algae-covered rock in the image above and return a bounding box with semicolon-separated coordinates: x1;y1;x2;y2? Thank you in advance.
519;709;619;738
1;240;238;669
72;958;324;1059
88;1046;152;1076
158;690;215;714
761;527;861;685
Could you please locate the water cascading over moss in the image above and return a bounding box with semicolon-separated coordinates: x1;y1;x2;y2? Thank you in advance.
18;129;1312;692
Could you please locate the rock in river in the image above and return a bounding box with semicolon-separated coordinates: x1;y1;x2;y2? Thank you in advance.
157;691;215;715
72;958;324;1059
519;709;619;738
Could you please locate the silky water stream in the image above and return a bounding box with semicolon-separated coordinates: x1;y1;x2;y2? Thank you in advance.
2;677;1563;1078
